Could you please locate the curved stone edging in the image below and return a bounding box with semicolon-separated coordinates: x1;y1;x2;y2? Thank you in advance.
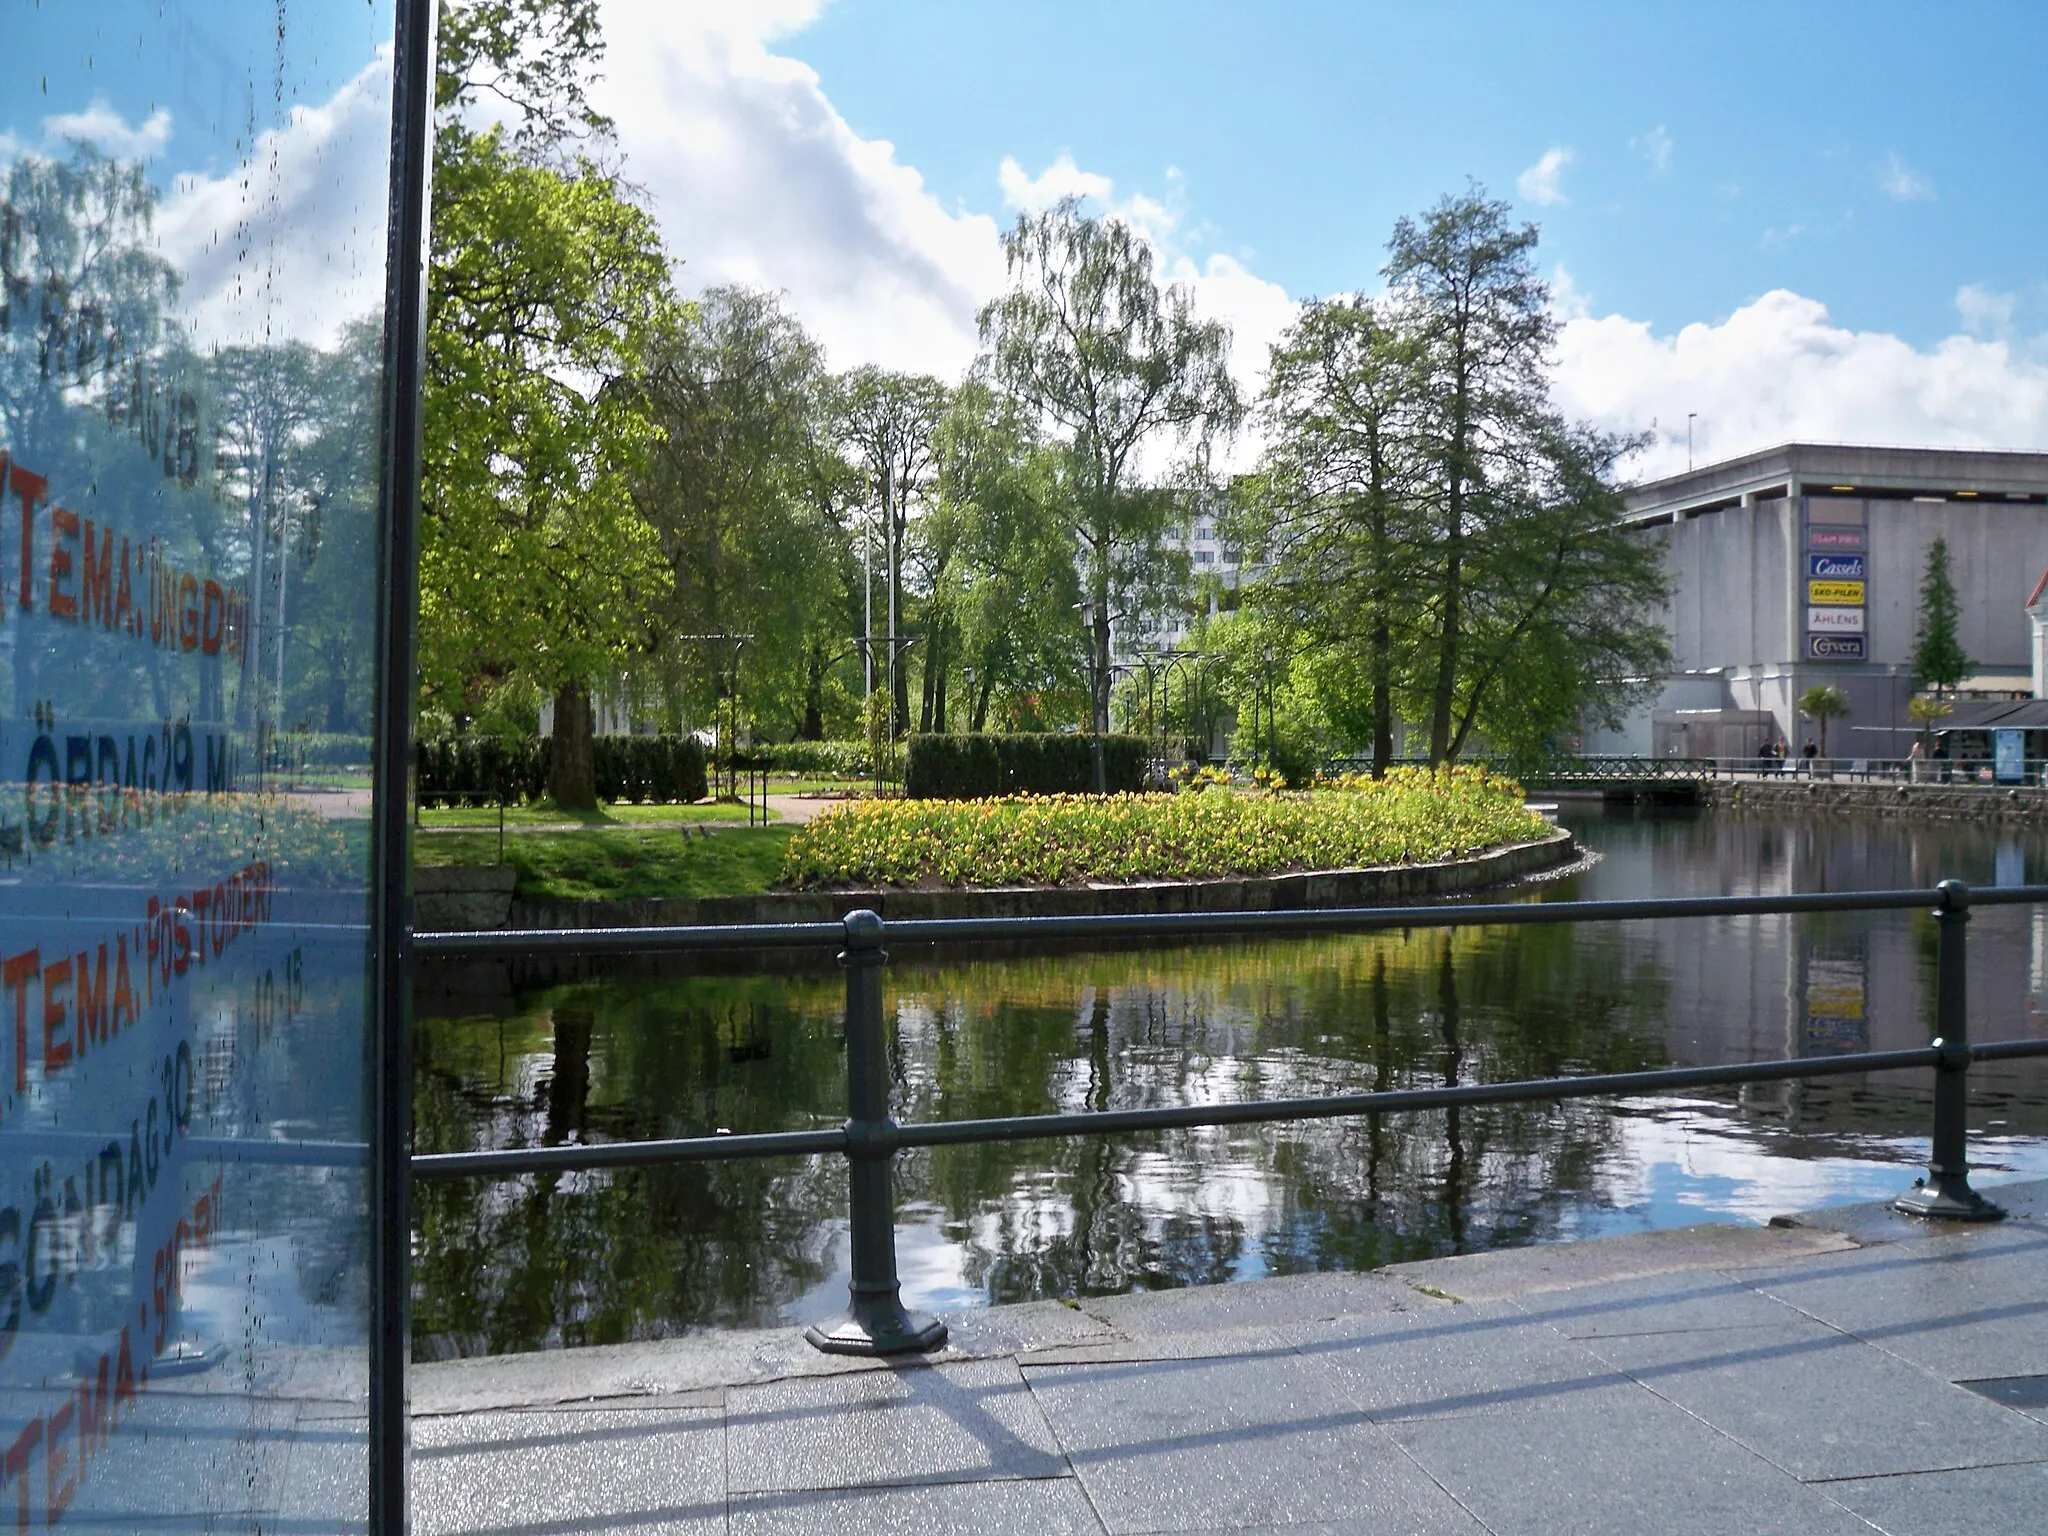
463;825;1578;932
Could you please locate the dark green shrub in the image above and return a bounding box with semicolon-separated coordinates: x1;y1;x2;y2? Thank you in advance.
904;732;1148;799
418;733;705;806
754;740;868;776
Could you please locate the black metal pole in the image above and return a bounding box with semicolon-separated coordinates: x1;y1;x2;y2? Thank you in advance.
1896;880;2004;1221
1091;655;1106;795
806;911;947;1355
370;1;436;1530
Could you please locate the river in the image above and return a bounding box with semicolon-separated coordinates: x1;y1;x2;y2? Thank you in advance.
411;804;2048;1359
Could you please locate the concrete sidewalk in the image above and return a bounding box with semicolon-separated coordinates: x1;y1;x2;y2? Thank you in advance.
409;1181;2048;1534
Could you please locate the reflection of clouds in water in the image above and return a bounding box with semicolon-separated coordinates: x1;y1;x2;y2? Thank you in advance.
1597;1098;2048;1228
156;48;394;349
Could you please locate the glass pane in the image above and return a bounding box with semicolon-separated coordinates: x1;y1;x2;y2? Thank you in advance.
2;3;397;1528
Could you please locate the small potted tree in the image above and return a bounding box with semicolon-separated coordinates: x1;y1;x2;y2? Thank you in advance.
1797;685;1850;778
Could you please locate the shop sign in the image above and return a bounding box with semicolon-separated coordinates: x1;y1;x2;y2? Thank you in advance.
1807;553;1866;581
1808;579;1866;605
1807;526;1866;551
1807;635;1866;660
1995;729;2026;785
1806;606;1866;634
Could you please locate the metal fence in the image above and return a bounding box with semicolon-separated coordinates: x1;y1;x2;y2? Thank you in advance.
412;879;2048;1356
1521;754;2046;786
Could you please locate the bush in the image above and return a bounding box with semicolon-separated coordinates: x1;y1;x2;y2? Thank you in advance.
752;740;870;777
418;733;706;806
904;732;1149;799
783;767;1545;887
594;735;709;805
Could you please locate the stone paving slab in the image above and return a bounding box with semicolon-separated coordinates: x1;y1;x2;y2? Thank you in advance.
725;1358;1066;1494
1023;1352;1484;1534
407;1180;2048;1533
1821;1461;2048;1536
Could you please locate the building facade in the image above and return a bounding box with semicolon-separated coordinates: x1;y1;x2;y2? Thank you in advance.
1588;444;2048;760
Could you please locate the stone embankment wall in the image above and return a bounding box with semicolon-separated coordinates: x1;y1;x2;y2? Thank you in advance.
414;827;1578;934
1706;779;2048;825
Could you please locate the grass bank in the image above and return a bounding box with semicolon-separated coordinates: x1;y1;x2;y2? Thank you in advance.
781;768;1545;889
418;798;766;830
417;824;795;902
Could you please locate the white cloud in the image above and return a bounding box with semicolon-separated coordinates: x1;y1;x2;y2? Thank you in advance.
1955;283;2016;337
1551;288;2048;481
592;0;1004;378
1516;146;1575;207
1881;151;1934;202
156;52;397;349
43;99;173;161
1549;263;1593;322
1630;125;1673;174
998;153;1113;213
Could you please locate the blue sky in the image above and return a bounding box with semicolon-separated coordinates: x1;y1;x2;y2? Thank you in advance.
10;1;2048;473
12;1;391;181
6;2;399;348
784;0;2046;350
566;0;2048;477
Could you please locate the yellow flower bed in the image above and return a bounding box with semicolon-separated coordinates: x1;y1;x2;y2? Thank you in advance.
779;766;1546;888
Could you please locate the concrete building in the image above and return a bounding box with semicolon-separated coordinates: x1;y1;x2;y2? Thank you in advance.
1589;443;2048;760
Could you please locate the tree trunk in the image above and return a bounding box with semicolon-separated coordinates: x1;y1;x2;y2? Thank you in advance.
1428;388;1469;767
919;628;938;732
549;679;598;810
800;642;825;740
1093;598;1111;734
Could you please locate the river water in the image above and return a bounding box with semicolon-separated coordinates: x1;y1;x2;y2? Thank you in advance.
412;805;2048;1360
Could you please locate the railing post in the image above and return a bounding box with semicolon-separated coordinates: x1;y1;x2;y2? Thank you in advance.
1896;880;2005;1221
805;909;948;1355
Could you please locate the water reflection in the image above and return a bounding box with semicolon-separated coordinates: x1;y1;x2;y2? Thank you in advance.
412;807;2048;1359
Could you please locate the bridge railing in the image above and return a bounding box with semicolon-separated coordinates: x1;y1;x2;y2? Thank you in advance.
413;880;2048;1355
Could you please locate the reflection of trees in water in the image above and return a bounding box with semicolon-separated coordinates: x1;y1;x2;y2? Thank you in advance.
412;975;851;1359
414;924;1683;1354
416;873;2048;1357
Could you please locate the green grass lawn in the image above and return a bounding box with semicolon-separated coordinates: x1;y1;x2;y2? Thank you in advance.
418;798;767;830
416;824;795;902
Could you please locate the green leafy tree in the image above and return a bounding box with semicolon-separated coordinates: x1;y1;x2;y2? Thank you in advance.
1910;536;1972;696
1384;188;1554;764
1798;684;1850;756
1444;421;1671;766
633;286;847;742
833;367;949;735
423;1;679;807
1239;296;1426;775
1907;693;1952;753
927;381;1082;731
979;198;1243;733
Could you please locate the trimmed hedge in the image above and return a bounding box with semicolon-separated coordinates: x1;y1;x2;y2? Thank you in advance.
904;732;1149;799
417;733;707;806
751;740;872;777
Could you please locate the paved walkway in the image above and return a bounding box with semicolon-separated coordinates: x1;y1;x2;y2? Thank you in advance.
409;1181;2048;1534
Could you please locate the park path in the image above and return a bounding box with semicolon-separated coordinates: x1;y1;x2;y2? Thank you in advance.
401;1180;2048;1534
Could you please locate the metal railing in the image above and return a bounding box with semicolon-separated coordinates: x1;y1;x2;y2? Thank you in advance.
411;879;2048;1356
414;786;509;861
1522;754;2048;787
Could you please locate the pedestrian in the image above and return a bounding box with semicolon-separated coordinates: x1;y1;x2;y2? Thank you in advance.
1908;738;1926;783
